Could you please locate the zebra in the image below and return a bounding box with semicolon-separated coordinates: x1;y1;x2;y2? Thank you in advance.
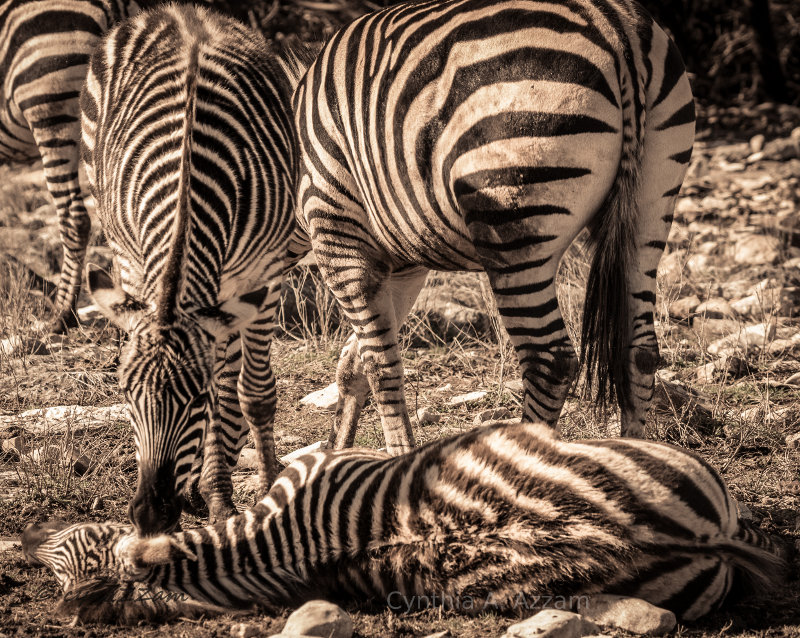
23;420;784;625
0;0;151;329
80;4;304;535
291;0;696;453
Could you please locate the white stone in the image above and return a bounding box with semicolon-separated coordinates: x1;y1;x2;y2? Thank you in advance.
657;250;686;292
0;539;18;552
733;234;782;265
237;447;258;470
695;298;735;319
785;372;800;386
473;407;513;425
282;600;353;638
0;403;128;433
280;441;327;465
436;383;453;392
788;433;800;449
580;594;676;636
502;609;584;638
448;391;487;407
707;322;776;355
1;436;27;456
749;134;766;153
300;383;339;411
231;623;260;638
668;295;700;319
416;407;442;424
503;379;524;395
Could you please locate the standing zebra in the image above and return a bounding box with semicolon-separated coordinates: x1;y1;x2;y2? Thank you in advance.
292;0;696;452
0;0;146;329
24;420;783;624
80;4;302;534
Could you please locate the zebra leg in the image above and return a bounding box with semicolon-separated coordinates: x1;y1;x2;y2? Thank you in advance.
30;128;88;332
195;334;243;522
483;264;578;427
237;309;282;493
329;266;428;449
621;50;694;437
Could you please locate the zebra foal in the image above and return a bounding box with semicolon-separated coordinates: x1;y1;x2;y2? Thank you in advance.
24;420;783;624
292;0;696;452
80;4;301;534
0;0;147;329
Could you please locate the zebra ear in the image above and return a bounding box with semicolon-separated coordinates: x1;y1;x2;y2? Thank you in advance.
194;286;270;337
86;265;147;332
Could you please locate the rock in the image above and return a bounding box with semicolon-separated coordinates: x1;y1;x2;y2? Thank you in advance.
416;407;442;424
91;496;105;512
668;294;700;319
503;610;584;638
580;595;676;636
231;623;260;638
785;372;800;386
26;445;93;476
695;298;735;319
1;436;27;457
473;408;513;425
0;539;19;552
281;600;353;638
448;391;487;407
749;134;766;153
0;404;128;434
280;441;327;465
692;317;739;341
437;383;453;392
0;336;50;357
685;253;710;275
657;250;685;292
300;383;339;411
707;322;777;355
733;234;782;265
503;379;524;395
736;500;754;521
767;337;800;356
695;355;747;383
420;632;450;638
238;447;258;470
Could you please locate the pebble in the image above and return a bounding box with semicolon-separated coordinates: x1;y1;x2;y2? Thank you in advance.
1;436;27;457
707;322;776;355
668;294;700;319
580;595;676;636
785;432;800;450
736;500;754;521
237;447;259;470
281;600;353;638
0;539;18;552
733;234;782;265
416;407;442;424
695;298;735;319
749;134;766;153
0;404;128;434
502;609;585;638
231;623;260;638
503;379;524;395
91;496;105;512
657;250;686;291
473;407;514;425
448;391;487;407
300;383;339;411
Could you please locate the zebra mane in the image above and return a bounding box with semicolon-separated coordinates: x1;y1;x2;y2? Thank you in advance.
156;10;206;326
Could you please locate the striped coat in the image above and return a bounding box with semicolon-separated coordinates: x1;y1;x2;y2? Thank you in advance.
24;420;783;624
291;0;696;452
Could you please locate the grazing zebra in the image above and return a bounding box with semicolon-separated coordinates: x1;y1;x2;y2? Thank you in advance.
23;420;783;625
80;4;303;534
0;0;148;329
292;0;696;452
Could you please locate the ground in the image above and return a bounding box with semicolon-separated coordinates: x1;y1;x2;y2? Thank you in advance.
0;104;799;637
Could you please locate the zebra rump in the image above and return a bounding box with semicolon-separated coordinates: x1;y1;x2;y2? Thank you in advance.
23;420;783;624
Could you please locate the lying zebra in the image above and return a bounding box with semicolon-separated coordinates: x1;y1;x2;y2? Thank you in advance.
23;420;783;624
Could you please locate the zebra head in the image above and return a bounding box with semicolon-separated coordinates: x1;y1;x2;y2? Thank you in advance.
87;267;268;535
21;520;215;623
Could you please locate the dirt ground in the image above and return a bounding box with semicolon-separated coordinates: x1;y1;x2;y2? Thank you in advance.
0;104;799;637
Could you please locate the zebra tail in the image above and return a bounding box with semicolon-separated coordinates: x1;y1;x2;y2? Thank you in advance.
580;67;643;417
727;519;790;594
